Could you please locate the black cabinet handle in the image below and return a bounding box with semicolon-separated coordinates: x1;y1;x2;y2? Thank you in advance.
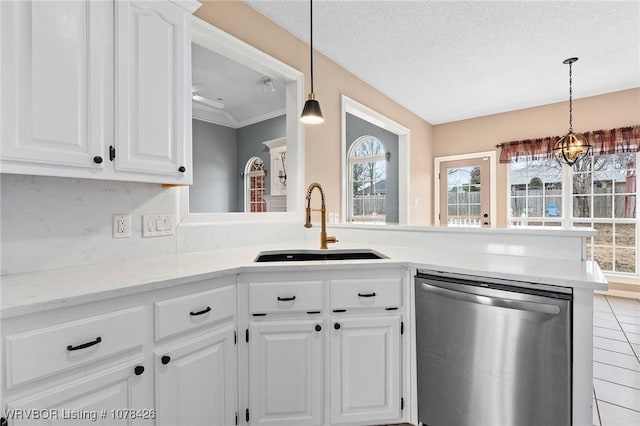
277;296;296;301
161;355;171;365
134;365;145;376
67;336;101;351
178;166;186;173
315;324;322;332
334;323;341;330
109;145;116;161
358;292;376;298
93;156;103;164
189;306;211;316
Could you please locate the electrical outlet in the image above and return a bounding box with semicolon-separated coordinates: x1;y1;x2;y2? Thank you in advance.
113;214;131;238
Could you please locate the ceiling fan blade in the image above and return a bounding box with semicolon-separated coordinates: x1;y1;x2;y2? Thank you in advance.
192;94;224;109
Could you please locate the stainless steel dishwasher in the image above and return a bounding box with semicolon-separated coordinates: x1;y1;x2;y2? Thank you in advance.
415;270;572;426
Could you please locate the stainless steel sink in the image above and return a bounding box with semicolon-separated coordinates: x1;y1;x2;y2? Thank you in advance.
254;249;387;262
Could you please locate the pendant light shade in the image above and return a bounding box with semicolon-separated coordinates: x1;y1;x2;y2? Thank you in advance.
300;0;324;124
552;57;591;166
301;94;323;124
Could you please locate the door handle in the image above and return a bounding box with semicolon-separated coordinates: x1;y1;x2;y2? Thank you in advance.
419;282;561;315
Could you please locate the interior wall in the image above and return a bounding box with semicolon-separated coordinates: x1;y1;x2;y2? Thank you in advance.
346;113;399;224
433;88;640;227
191;119;239;213
195;1;434;225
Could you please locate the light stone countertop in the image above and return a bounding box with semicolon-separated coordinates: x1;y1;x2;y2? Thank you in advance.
0;241;608;319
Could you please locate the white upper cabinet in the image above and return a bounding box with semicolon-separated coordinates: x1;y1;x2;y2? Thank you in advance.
115;1;193;182
0;0;199;184
0;1;111;171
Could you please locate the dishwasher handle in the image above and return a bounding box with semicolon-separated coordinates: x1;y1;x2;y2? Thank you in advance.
419;281;561;315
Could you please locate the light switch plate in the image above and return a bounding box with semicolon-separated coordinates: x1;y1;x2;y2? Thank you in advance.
142;214;174;237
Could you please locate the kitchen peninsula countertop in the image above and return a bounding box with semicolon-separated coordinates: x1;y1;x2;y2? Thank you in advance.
0;240;608;319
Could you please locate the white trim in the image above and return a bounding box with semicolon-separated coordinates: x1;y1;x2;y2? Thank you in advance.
179;17;304;225
340;95;411;225
236;108;287;129
434;151;497;227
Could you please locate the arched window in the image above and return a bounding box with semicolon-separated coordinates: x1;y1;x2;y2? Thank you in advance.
244;157;266;213
348;136;386;223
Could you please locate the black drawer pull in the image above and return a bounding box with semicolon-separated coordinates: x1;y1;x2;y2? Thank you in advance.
358;292;376;298
178;166;186;173
332;309;346;313
134;365;145;376
190;306;211;316
161;355;171;365
67;336;102;351
93;156;103;164
315;324;322;332
334;323;341;330
277;296;296;301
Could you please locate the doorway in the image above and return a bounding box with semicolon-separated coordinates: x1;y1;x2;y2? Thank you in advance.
435;152;496;227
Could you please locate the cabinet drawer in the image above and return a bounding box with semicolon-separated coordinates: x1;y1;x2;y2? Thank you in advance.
330;278;402;310
6;307;144;389
249;281;323;314
155;284;235;340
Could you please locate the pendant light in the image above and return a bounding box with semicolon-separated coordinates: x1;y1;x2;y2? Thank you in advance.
300;0;324;124
552;57;591;166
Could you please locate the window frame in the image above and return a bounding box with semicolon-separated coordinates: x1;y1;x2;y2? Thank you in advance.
347;135;387;224
507;152;639;280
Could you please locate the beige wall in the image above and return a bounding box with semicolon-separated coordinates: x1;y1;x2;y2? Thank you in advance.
195;1;434;225
433;88;640;227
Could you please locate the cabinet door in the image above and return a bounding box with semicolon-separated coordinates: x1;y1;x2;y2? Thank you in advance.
115;0;191;183
5;360;146;426
330;315;402;424
0;0;109;172
249;320;323;426
156;324;236;426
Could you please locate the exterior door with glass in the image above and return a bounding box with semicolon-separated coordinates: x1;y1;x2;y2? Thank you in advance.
439;157;491;227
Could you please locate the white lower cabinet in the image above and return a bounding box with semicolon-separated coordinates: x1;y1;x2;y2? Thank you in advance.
243;269;408;426
248;320;324;426
155;325;237;426
1;269;410;426
6;360;146;426
330;316;402;425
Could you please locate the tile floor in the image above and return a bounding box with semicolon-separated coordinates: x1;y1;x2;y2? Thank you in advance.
593;294;640;426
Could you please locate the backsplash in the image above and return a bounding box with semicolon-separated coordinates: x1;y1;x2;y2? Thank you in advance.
0;174;306;275
0;174;178;274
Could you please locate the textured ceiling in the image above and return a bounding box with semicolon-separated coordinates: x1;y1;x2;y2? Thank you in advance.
191;43;285;128
244;0;640;124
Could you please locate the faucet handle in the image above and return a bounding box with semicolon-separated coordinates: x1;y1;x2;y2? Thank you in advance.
326;236;338;244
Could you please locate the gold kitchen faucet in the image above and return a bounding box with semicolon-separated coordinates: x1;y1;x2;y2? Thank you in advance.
304;183;338;249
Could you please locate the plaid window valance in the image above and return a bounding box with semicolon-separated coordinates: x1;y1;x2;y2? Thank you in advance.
496;125;640;163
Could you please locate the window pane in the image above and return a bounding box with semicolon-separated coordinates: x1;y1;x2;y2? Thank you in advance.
594;179;613;194
615;195;636;218
593;246;613;271
615;248;636;273
594;223;613;246
573;173;592;195
511;198;526;217
593;195;612;218
616;223;636;247
573;196;591;217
